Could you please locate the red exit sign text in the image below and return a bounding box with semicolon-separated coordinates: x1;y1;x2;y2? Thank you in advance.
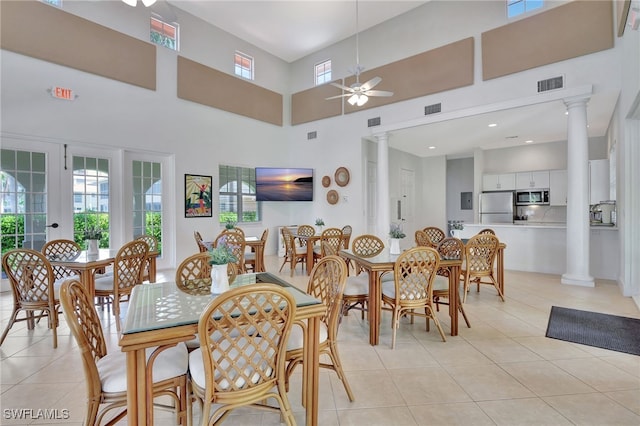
50;86;75;101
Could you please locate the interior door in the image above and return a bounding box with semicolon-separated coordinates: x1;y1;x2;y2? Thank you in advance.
400;168;415;237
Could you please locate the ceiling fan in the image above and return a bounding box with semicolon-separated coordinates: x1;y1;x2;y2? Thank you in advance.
326;0;393;107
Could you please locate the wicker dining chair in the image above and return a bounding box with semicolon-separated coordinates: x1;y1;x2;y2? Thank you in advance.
314;227;343;263
478;228;496;235
189;284;297;426
60;279;188;426
94;239;149;331
462;233;503;303
296;224;316;248
422;227;446;248
285;255;355;402
245;228;268;272
279;227;307;276
432;237;470;328
135;234;158;282
214;230;246;274
194;231;209;253
42;239;82;281
342;234;385;319
1;249;61;348
381;246;446;349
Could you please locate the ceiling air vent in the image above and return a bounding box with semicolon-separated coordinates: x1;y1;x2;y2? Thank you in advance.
424;103;442;115
307;131;317;140
368;117;381;127
537;76;564;93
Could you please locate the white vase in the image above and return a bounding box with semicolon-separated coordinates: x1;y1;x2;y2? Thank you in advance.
389;238;401;255
450;230;461;238
211;263;230;294
87;239;99;255
316;225;323;234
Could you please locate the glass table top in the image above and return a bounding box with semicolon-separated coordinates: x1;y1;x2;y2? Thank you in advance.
122;272;320;334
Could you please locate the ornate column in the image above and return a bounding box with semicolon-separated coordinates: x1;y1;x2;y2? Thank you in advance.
561;95;594;287
375;133;390;239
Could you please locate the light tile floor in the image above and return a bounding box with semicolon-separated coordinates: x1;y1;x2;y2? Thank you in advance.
1;255;639;425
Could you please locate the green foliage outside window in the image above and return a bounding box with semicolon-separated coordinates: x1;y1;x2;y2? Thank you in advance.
151;31;176;50
1;214;25;258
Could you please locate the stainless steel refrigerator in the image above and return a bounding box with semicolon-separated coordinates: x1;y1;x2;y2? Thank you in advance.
479;191;514;224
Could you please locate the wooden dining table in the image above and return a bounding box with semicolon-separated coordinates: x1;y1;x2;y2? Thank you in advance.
47;248;161;295
339;248;463;345
119;272;326;426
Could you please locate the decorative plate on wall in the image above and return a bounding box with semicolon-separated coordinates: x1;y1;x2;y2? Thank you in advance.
335;167;350;187
322;175;331;188
327;190;339;205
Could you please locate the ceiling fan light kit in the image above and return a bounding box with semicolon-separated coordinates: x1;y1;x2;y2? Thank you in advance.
326;0;393;107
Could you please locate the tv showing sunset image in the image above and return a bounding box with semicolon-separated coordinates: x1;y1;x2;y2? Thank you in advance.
255;167;313;201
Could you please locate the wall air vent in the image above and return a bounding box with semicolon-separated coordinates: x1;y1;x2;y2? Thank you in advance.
367;117;381;127
537;76;564;93
424;103;442;115
307;131;317;140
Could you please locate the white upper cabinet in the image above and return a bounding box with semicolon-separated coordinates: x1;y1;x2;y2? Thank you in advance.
516;170;550;189
549;169;567;206
482;173;516;191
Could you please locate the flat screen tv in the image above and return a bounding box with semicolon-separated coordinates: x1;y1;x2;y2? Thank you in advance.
255;167;313;201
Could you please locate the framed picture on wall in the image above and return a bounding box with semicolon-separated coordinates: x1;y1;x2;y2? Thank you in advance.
185;174;212;218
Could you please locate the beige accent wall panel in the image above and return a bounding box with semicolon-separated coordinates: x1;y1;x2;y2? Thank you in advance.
1;1;156;90
616;0;631;37
482;1;614;81
291;81;343;125
344;38;474;114
177;56;283;126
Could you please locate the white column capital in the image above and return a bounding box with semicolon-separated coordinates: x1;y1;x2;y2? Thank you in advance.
563;94;590;109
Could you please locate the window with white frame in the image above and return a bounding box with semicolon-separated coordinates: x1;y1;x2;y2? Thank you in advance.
315;60;332;85
234;52;254;80
219;165;259;224
150;16;179;51
41;0;62;7
132;160;162;254
507;0;543;18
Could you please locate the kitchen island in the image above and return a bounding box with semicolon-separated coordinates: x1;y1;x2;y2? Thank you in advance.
460;223;619;280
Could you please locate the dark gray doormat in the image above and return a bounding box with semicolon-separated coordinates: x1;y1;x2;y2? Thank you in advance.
545;306;640;356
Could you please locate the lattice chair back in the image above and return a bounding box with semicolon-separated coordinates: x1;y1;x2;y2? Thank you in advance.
1;249;60;348
296;224;315;247
306;255;348;332
415;230;430;247
393;247;440;305
176;252;212;295
320;228;343;257
478;228;496;235
422;227;446;248
223;226;246;239
341;225;353;249
42;239;82;281
135;234;158;282
114;239;149;294
352;234;385;257
194;231;209;253
464;233;499;275
214;231;246;273
193;284;297;425
436;237;464;278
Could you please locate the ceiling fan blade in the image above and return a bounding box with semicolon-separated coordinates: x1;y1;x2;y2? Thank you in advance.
325;94;351;100
364;90;394;97
330;82;354;92
360;76;382;91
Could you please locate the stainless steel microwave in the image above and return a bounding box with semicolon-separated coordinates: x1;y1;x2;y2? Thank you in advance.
515;189;550;205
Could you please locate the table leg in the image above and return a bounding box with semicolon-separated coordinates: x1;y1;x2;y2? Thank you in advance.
306;243;314;276
368;271;381;346
304;316;320;426
256;244;265;272
126;349;150;425
148;256;157;283
497;247;505;296
448;264;460;336
79;270;96;297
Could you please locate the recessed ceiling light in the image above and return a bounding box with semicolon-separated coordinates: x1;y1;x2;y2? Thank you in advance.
565;111;569;115
525;140;533;144
488;123;497;127
428;146;436;150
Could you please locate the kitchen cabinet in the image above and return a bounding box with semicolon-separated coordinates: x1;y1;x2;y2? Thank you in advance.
516;170;550;189
549;169;567;206
589;159;610;204
482;173;515;191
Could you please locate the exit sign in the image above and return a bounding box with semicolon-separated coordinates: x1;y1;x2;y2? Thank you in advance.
50;86;75;101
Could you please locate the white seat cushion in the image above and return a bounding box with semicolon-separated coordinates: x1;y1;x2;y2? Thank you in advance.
286;321;328;351
380;272;395;283
432;275;450;293
189;338;275;390
94;275;115;292
344;275;369;296
97;342;188;393
244;252;256;261
381;280;395;298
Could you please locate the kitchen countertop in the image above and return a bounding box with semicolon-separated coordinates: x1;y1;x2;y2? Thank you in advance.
466;222;618;230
